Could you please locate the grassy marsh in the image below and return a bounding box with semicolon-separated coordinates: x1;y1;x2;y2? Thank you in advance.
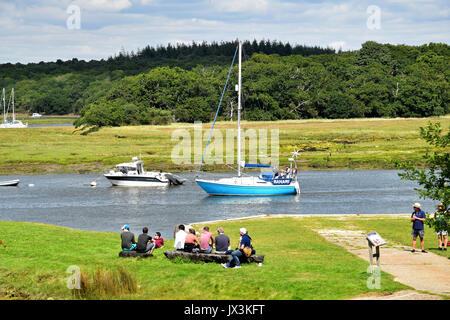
0;117;448;174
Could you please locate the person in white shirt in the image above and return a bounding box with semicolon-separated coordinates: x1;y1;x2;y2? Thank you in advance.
174;224;187;250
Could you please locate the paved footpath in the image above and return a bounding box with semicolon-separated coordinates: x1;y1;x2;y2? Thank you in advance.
316;229;450;299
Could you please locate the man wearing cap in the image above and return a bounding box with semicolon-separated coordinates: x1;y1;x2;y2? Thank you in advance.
222;228;252;269
121;225;136;251
411;203;426;253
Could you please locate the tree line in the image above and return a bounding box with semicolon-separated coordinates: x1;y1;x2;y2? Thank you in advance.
0;40;334;116
0;40;448;125
75;41;449;127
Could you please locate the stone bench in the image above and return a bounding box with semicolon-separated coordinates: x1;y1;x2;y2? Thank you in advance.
119;251;153;258
163;250;264;264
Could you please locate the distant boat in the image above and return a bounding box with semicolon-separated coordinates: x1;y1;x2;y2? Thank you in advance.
0;88;28;128
31;113;42;118
0;179;20;187
195;41;300;196
104;156;185;187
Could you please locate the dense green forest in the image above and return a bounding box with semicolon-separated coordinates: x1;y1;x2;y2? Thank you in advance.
0;40;448;127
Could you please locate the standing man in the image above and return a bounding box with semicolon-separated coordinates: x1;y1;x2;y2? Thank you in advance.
434;203;448;251
411;203;426;253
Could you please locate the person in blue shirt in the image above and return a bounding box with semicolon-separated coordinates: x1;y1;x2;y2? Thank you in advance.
411;203;427;253
222;228;252;269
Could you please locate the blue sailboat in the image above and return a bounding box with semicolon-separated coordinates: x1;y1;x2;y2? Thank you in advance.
195;41;300;196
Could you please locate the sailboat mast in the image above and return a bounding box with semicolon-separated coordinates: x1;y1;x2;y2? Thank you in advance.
2;88;5;124
237;41;242;177
12;88;15;122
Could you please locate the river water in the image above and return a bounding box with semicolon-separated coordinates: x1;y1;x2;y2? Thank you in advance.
0;170;437;238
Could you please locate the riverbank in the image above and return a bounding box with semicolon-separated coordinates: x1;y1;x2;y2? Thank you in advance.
0;214;447;300
0;117;448;175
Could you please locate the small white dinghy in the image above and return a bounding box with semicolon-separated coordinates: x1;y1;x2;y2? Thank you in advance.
0;179;20;187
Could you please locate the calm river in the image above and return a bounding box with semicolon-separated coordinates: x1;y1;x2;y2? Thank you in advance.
0;170;437;238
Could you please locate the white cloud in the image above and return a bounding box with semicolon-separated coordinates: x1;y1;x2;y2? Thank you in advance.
139;0;157;5
0;0;448;63
74;0;132;12
209;0;270;14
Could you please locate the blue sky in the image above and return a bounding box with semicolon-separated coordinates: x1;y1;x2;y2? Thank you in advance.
0;0;448;63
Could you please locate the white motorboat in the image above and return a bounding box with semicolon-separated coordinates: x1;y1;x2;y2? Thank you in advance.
0;179;20;187
0;88;28;128
104;156;184;187
31;113;42;118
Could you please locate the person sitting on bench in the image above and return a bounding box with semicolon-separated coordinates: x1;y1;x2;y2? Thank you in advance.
121;225;136;251
199;226;214;254
184;228;199;252
222;228;253;269
214;227;230;254
136;227;154;254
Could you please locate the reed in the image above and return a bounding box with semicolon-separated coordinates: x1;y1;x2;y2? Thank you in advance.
73;266;137;299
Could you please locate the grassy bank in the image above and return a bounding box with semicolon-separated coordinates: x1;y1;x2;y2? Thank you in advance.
0;117;448;175
11;114;77;126
0;215;424;300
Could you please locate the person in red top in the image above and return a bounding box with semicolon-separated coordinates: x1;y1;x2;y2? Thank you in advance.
150;232;164;254
199;226;214;254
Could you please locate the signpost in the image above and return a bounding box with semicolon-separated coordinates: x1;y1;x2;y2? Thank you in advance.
366;232;386;273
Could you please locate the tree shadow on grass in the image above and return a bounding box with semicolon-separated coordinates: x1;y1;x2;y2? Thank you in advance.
72;125;100;136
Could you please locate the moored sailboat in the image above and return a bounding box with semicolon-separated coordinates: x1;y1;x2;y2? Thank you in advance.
0;88;28;128
195;41;300;196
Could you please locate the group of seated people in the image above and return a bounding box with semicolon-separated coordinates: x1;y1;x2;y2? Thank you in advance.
120;224;164;254
174;225;230;254
174;224;255;269
120;224;255;268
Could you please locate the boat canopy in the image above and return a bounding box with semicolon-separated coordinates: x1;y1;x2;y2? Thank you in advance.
116;160;145;174
239;161;272;168
116;162;138;169
244;163;272;168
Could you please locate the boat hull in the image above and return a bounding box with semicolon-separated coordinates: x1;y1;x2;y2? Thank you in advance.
0;179;20;187
104;175;168;187
196;178;299;196
0;123;28;128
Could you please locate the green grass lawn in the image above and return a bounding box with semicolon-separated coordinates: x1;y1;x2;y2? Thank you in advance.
0;216;411;300
0;117;448;174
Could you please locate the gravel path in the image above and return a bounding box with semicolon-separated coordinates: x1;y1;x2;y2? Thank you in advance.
316;229;450;300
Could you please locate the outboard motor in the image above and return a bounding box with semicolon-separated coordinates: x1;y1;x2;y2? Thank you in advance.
165;174;184;186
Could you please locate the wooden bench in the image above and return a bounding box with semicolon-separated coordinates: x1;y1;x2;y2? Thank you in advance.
118;251;153;258
163;250;264;264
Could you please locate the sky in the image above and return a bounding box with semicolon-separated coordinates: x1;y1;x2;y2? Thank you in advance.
0;0;449;63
